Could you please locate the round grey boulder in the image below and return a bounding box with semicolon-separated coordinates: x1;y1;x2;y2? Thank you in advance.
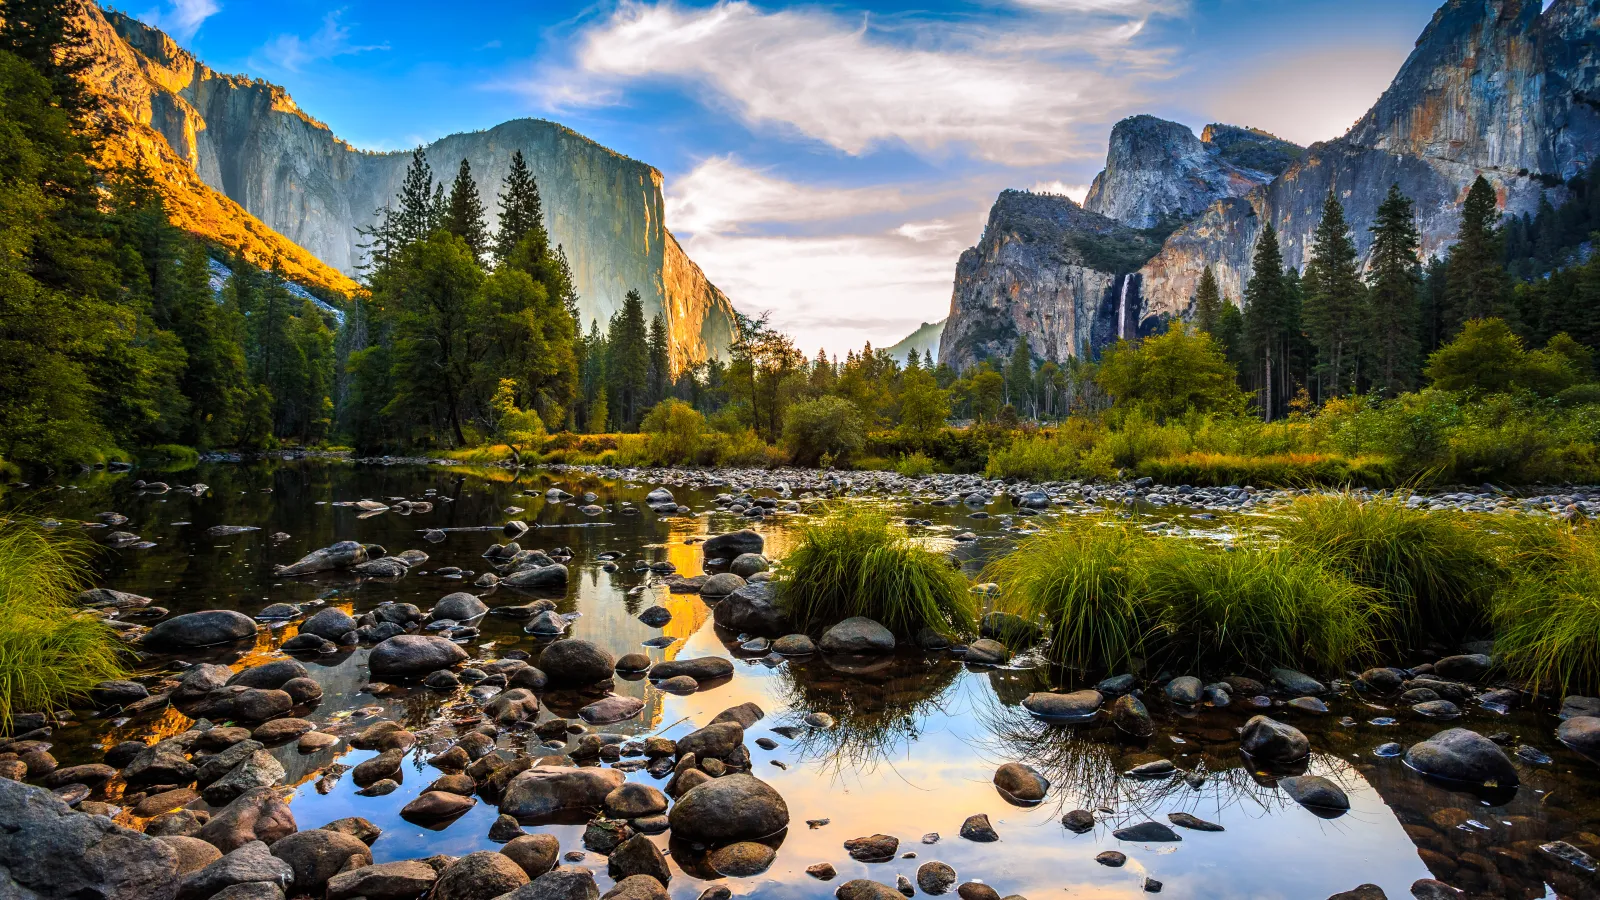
1239;716;1310;765
700;573;746;599
300;608;358;642
993;762;1048;803
667;774;789;844
1021;690;1102;721
432;592;488;622
368;635;469;680
729;554;769;579
268;829;373;895
1404;728;1519;786
538;640;616;687
704;530;764;559
144;610;258;649
820;617;896;654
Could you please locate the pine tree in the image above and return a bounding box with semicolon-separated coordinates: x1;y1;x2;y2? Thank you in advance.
1302;191;1366;398
647;313;671;406
440;159;489;260
923;348;935;371
1242;224;1295;421
1193;267;1223;336
1005;338;1033;416
394;149;437;246
0;0;93;115
494;150;547;266
606;291;650;429
1366;184;1423;394
1444;176;1516;331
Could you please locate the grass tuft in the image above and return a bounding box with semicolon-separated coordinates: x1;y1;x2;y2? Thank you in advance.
776;507;975;638
1492;523;1600;695
0;520;127;725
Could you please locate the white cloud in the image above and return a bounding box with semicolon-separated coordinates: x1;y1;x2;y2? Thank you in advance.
1031;180;1091;203
255;11;388;74
539;0;1181;165
138;0;220;43
667;156;909;236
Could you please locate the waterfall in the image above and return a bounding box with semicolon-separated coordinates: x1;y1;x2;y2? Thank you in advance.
1117;276;1129;339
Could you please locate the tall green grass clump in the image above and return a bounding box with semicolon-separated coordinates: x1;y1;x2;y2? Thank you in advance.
1491;523;1600;695
777;507;975;638
0;521;127;724
1277;493;1500;642
984;519;1148;671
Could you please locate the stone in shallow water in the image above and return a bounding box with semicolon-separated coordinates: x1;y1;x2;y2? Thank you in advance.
1061;810;1095;833
1112;821;1181;842
958;814;997;842
1167;812;1223;832
1277;775;1349;815
1095;851;1126;867
1021;690;1102;721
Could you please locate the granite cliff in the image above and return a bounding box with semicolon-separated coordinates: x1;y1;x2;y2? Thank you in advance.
945;0;1600;368
78;4;736;369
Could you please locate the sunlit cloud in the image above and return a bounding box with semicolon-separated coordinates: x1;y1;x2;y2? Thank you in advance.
254;11;389;74
666;156;909;236
537;0;1183;165
138;0;220;42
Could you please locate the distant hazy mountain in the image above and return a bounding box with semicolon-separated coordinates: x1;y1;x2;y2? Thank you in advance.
886;320;945;365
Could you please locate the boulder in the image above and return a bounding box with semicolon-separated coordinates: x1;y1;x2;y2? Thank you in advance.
268;829;373;895
700;573;746;599
401;791;477;823
1165;676;1203;706
176;841;292;900
917;862;957;895
712;582;788;636
502;834;561;878
155;835;222;875
1021;690;1102;721
368;635;469;680
676;722;744;762
705;530;764;558
89;680;149;709
433;850;529;900
993;762;1049;803
504;867;599;900
327;860;439;900
668;774;789;843
962;639;1009;666
300;608;358;642
1111;821;1180;842
1557;715;1600;762
773;634;816;655
1240;716;1310;765
0;779;181;900
604;783;668;819
1112;695;1154;737
144;610;258;650
836;881;904;900
604;874;671;900
820;617;896;654
226;660;309;691
730;553;769;579
1278;775;1350;815
501;767;626;820
1433;654;1492;682
539;640;616;687
648;657;734;682
607;833;670;885
1404;728;1519;786
1269;668;1326;696
274;541;367;576
198;787;297;854
202;751;286;805
485;689;542;725
502;564;570;589
580;695;644;726
433;592;488;622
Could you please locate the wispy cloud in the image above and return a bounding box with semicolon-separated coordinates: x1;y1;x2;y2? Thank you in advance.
255;11;388;74
1031;180;1092;203
138;0;220;43
667;156;910;236
537;0;1183;165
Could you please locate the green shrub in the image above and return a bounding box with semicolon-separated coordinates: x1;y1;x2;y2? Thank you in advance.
1492;525;1600;694
783;397;865;467
0;521;127;723
777;507;974;638
640;399;708;465
1277;493;1498;642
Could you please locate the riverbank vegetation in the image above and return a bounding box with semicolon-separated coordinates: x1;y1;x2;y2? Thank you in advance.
0;521;126;723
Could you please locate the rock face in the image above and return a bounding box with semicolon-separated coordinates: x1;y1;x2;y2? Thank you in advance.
1083;116;1295;229
0;779;181;900
946;0;1599;366
77;5;736;370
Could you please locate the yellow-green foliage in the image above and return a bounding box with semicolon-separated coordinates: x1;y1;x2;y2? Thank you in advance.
0;521;127;723
778;507;975;638
1492;522;1600;695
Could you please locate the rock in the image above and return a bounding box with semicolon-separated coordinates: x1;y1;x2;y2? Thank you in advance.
638;605;672;627
352;748;405;786
320;817;381;845
281;634;336;653
486;688;542;725
1433;654;1491;682
433;592;488;621
1270;668;1326;696
300;608;358;642
962;639;1009;666
1404;728;1519;786
1165;676;1202;706
580;695;644;726
527;610;567;635
1557;715;1600;763
773;634;816;655
198;787;297;854
368;635;469;679
274;541;367;576
1561;695;1600;719
705;530;764;558
156;834;223;875
1288;697;1330;715
90;680;149;708
955;883;999;900
503;834;561;878
604;783;668;819
730;553;769;578
207;884;285;900
658;675;698;694
1022;690;1101;721
433;850;530;900
146;809;210;838
401;791;476;823
202;751;287;805
1061;810;1095;833
1411;700;1460;719
712;582;788;636
227;660;310;691
1409;880;1463;899
606;833;669;885
177;841;293;900
708;841;776;877
701;573;746;599
649;657;734;682
668;774;789;843
808;863;838;880
327;860;439;900
502;564;569;589
1113;821;1181;842
1240;716;1310;765
821;617;897;654
352;556;410;577
0;779;182;900
993;762;1048;803
144;610;258;649
1095;851;1126;867
676;721;744;762
711;701;766;728
958;814;997;842
501;766;626;820
604;874;670;900
1112;695;1154;737
917;861;957;895
845;834;899;861
1125;760;1175;778
1358;667;1406;693
77;588;153;610
42;763;117;791
132;787;198;817
1167;812;1223;832
268;829;373;895
1327;886;1388;900
838;881;905;900
539;640;616;687
1278;775;1350;814
252;718;314;744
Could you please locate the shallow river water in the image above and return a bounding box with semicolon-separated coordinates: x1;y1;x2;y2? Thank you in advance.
8;460;1600;900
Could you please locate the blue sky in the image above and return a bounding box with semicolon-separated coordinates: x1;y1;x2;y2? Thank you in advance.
130;0;1443;353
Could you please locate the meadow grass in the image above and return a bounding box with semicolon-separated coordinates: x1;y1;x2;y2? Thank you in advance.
0;520;127;725
1491;522;1600;695
777;507;975;638
1276;492;1500;642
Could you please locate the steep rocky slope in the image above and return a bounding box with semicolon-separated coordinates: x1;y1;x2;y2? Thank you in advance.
79;4;736;369
1083;116;1298;229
